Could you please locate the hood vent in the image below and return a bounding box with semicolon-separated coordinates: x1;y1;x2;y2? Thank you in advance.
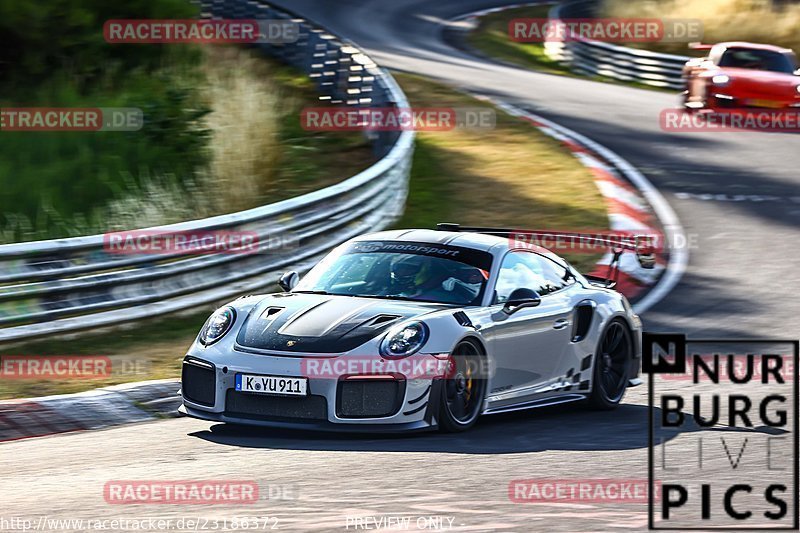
362;314;402;328
260;307;284;321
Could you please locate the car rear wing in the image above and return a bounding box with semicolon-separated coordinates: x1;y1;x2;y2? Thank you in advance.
435;223;657;289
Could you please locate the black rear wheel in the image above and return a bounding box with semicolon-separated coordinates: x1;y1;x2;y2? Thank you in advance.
588;319;633;410
438;340;487;432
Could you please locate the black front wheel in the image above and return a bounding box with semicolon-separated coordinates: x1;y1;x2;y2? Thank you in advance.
587;319;633;410
438;340;487;432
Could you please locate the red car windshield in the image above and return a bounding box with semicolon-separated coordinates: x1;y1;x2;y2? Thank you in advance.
718;48;798;74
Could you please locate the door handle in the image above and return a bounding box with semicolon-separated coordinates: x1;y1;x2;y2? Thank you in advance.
553;319;570;330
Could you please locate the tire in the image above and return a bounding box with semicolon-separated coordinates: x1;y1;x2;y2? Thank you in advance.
587;319;633;410
437;339;487;432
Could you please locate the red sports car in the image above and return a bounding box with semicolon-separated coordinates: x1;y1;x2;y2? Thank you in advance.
682;42;800;111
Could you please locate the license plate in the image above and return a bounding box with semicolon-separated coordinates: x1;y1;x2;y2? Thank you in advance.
747;99;784;109
235;374;307;396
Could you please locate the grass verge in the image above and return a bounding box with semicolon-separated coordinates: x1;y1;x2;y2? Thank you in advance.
395;73;608;252
0;75;609;399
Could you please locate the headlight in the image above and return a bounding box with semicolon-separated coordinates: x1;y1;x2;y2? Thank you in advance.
711;74;730;85
796;85;800;94
199;306;236;346
380;322;429;358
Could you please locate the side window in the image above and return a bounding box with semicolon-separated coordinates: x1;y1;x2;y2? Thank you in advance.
538;255;572;294
494;252;544;303
493;251;572;303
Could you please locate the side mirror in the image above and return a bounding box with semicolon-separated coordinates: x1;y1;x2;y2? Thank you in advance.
794;68;800;76
503;288;542;315
635;235;657;270
636;251;656;269
278;271;299;292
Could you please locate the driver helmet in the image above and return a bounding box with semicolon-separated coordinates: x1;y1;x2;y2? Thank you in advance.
390;255;427;291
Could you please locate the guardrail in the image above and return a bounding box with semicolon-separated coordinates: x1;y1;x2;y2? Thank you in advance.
544;0;690;90
0;0;415;344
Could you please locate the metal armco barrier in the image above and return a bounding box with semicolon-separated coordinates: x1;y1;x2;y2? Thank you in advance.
0;0;415;344
545;0;690;90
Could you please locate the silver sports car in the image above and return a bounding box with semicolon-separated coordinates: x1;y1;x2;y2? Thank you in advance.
179;225;648;432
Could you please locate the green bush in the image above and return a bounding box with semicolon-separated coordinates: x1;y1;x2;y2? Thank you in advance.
0;0;212;242
0;0;198;91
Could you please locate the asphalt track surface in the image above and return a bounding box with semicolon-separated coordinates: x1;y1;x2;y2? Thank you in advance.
3;2;800;532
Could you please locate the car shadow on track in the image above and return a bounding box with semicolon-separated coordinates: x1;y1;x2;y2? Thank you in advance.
187;403;784;454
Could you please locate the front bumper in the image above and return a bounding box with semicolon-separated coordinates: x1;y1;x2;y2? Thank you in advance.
179;404;436;433
707;93;800;110
180;353;444;433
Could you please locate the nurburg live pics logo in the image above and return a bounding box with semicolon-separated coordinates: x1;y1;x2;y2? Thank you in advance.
644;333;799;530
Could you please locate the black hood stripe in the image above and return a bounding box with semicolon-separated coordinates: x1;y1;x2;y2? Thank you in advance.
236;293;446;354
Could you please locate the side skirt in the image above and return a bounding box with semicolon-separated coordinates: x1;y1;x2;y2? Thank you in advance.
482;393;588;415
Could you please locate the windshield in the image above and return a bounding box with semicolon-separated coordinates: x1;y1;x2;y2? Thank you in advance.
718;48;798;74
294;240;494;306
